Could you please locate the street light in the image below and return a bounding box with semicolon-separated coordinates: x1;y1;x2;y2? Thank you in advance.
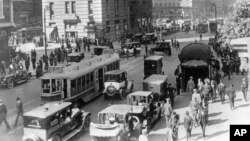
44;5;49;70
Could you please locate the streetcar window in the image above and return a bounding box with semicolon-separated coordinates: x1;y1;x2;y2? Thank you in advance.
71;79;77;96
82;76;85;91
90;72;94;86
115;61;119;69
86;74;90;89
52;79;60;93
77;77;82;93
42;79;50;93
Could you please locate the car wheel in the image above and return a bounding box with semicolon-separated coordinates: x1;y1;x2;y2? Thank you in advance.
7;79;14;89
52;135;61;141
83;115;91;132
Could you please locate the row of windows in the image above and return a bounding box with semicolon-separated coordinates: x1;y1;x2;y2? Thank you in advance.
154;3;180;7
106;0;126;14
71;72;94;96
107;61;119;72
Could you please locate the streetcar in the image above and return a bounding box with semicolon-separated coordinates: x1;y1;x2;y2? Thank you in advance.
197;23;208;33
40;53;120;106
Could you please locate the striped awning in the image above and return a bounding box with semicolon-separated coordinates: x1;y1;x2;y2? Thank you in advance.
230;38;248;51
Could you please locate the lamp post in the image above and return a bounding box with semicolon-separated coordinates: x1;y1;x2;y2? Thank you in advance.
44;6;49;70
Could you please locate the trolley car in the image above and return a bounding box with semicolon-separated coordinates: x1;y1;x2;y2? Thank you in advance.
40;53;120;105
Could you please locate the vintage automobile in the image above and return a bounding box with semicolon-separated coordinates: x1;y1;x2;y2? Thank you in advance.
120;42;141;57
67;52;84;63
127;91;163;133
151;41;171;56
90;104;142;141
22;101;91;141
144;55;163;79
94;46;110;56
0;70;31;88
143;74;169;101
103;70;133;99
142;33;157;44
132;33;143;43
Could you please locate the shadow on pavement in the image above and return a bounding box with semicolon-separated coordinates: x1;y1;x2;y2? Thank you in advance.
208;119;228;126
174;94;192;109
147;133;167;141
224;98;242;104
194;130;229;141
234;103;250;110
178;133;200;140
208;112;222;118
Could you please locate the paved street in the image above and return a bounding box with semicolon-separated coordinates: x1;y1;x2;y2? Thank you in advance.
1;31;249;141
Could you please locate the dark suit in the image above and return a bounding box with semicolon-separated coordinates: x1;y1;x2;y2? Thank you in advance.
14;100;24;126
227;87;236;109
184;115;193;141
0;103;10;129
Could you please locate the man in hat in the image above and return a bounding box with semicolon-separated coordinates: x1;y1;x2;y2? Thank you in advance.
184;111;193;141
191;89;201;104
14;97;23;127
186;76;195;94
0;100;11;130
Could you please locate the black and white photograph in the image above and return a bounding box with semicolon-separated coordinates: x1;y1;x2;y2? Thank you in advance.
0;0;250;141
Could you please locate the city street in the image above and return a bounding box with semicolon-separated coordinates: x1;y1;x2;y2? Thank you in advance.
1;31;250;141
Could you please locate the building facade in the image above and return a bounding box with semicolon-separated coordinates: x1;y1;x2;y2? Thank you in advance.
42;0;128;41
13;0;42;28
152;0;182;21
128;0;152;33
0;0;14;62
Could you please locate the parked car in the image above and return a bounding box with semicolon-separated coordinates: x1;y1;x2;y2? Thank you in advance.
127;91;163;133
103;70;133;99
22;101;91;141
132;33;144;43
0;70;31;88
142;33;157;44
94;46;110;56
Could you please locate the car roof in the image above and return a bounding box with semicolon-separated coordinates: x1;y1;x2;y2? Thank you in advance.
24;102;72;118
145;33;154;35
98;104;132;115
128;91;152;97
68;52;84;56
143;74;168;85
145;55;163;61
105;70;125;75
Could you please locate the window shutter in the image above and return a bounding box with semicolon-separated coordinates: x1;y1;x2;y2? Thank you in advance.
0;0;4;18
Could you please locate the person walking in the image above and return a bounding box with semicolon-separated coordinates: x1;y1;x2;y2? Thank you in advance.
25;54;30;72
186;76;195;94
14;97;23;127
191;89;201;104
227;84;236;110
217;81;226;104
199;107;207;138
170;111;180;141
241;78;248;102
0;100;11;130
184;111;193;141
164;98;172;127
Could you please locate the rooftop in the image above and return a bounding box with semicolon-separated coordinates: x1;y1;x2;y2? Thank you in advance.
145;55;163;61
143;74;168;85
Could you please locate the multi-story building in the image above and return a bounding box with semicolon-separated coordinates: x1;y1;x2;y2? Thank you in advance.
128;0;152;33
13;0;42;28
152;0;182;21
0;0;14;62
42;0;128;41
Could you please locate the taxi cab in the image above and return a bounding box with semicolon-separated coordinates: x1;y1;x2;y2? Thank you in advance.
90;104;142;141
127;91;163;133
143;74;169;101
22;101;91;141
67;52;84;63
144;55;163;79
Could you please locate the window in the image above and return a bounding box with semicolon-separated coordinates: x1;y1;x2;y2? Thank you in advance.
42;79;50;93
49;2;54;20
52;79;60;93
65;1;70;14
0;0;3;19
77;77;82;93
114;0;118;13
86;74;90;88
88;0;93;15
90;72;94;84
71;79;77;96
49;115;59;128
82;76;85;91
71;1;76;13
106;0;108;13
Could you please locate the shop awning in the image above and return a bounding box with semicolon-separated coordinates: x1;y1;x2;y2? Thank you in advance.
182;60;208;67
